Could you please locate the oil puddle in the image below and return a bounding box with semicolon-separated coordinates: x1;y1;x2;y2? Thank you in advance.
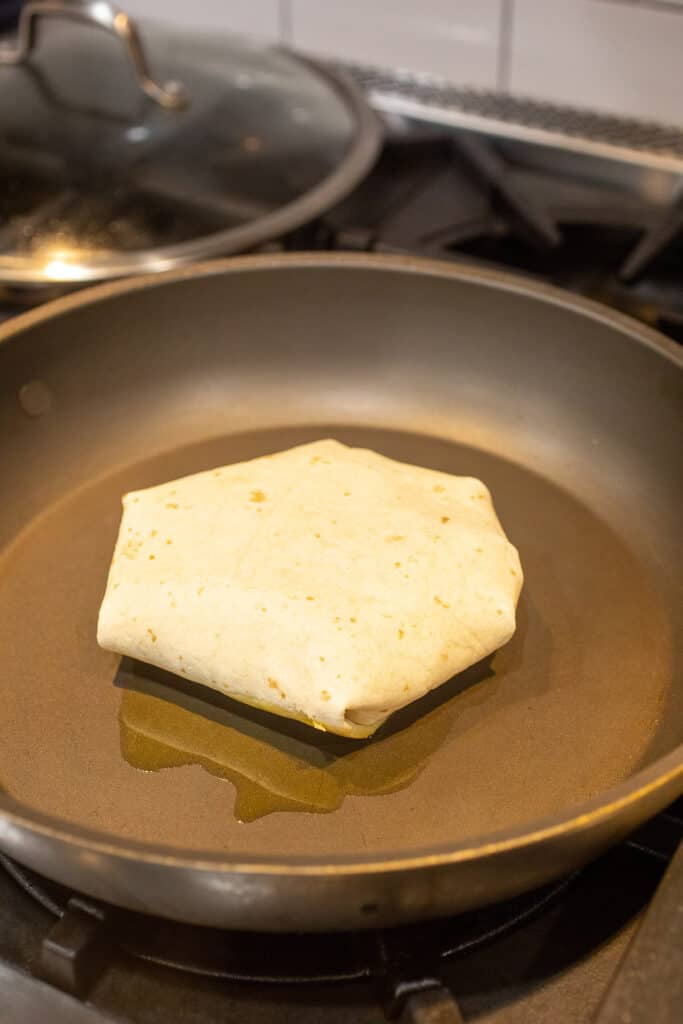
118;656;494;822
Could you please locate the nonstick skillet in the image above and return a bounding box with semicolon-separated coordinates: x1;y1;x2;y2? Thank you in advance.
0;254;680;931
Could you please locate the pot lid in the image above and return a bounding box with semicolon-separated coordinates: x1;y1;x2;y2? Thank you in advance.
0;1;381;289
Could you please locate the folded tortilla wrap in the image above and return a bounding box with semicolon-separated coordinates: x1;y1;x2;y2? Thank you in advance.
98;439;522;738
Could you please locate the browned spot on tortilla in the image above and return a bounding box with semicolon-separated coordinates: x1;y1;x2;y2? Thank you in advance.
343;491;351;496
398;629;405;639
349;617;357;623
148;554;155;560
441;516;450;524
267;678;287;701
249;490;266;503
314;533;321;538
434;596;450;608
321;690;331;701
496;609;503;615
510;569;518;576
150;529;157;537
165;503;178;509
433;485;445;493
403;684;410;692
166;539;172;545
306;595;315;601
386;535;406;542
394;561;402;567
197;586;205;596
441;652;449;662
319;656;326;662
475;547;483;553
147;628;157;643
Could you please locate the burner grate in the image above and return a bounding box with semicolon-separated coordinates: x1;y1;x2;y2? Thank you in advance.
312;129;683;335
0;853;573;987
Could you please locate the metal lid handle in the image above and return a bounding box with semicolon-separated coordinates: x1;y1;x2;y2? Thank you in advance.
0;0;189;110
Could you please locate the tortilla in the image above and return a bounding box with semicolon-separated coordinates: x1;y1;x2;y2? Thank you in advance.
98;440;523;738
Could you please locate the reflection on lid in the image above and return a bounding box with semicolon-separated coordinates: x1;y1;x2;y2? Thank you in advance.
42;249;91;281
118;658;493;823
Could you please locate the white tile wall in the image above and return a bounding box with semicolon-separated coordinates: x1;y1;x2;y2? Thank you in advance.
121;0;683;126
123;1;281;39
508;0;683;124
289;0;503;89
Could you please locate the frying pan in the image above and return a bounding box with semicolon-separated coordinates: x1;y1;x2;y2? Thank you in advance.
0;253;680;932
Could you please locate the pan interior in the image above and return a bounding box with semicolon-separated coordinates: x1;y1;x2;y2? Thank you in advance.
0;425;674;858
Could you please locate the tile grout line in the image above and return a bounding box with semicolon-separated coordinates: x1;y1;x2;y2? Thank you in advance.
279;0;293;45
496;0;516;93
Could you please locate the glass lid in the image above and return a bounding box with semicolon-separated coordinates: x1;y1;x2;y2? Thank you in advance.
0;1;380;288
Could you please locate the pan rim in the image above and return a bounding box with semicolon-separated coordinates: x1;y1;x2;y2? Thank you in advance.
1;754;681;874
0;251;681;878
1;251;682;369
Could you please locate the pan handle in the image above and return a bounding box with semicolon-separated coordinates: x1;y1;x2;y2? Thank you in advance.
0;0;189;110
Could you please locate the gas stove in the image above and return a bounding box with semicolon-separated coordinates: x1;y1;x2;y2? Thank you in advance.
1;83;682;1024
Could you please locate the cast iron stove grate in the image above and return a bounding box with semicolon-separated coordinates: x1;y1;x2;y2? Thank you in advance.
290;130;683;344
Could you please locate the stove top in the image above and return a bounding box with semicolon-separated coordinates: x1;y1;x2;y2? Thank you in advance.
1;110;681;1023
1;800;681;1023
